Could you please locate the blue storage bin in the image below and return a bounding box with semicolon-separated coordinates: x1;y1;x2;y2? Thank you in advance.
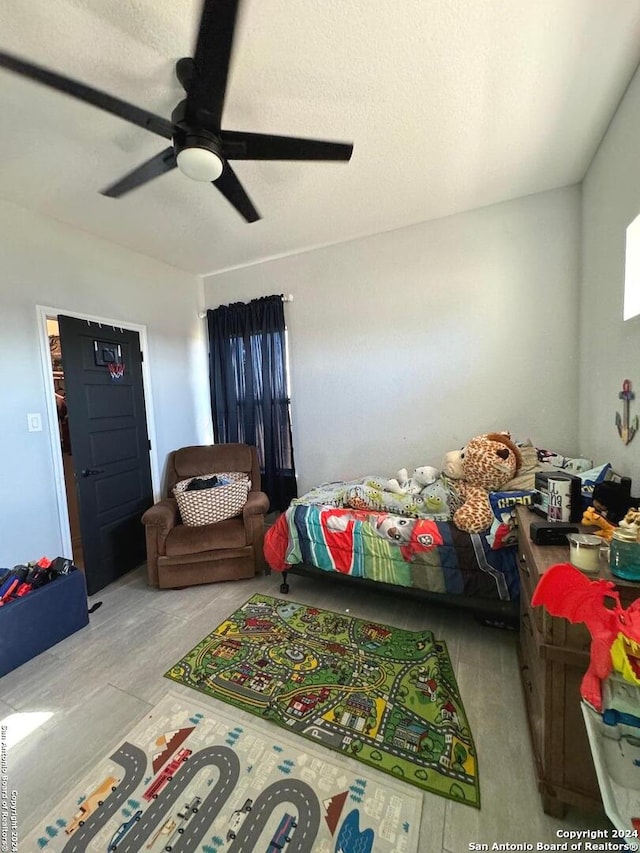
0;568;89;677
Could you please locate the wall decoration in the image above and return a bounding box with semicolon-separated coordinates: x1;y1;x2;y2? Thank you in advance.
616;379;638;445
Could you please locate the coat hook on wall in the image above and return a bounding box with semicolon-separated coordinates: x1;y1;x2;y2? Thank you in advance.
616;379;639;445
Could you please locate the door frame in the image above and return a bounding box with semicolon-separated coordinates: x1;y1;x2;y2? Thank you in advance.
36;304;161;559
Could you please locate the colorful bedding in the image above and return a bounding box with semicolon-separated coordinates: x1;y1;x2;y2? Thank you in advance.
291;476;454;520
263;444;615;607
264;504;520;602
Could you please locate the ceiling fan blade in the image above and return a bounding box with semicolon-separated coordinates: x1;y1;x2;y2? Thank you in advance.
221;131;353;162
100;147;177;198
0;50;175;140
187;0;240;130
213;163;260;222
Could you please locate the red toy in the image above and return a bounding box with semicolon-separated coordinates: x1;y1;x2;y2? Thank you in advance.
532;562;640;712
0;557;57;605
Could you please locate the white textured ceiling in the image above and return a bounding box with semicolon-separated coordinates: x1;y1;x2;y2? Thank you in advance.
0;0;639;275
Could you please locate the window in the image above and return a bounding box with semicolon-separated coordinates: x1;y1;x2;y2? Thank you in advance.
207;296;297;510
624;214;640;320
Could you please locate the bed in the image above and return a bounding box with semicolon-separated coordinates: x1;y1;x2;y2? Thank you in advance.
263;475;530;625
262;442;624;625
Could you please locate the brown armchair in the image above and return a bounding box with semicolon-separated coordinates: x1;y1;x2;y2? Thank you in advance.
142;444;270;589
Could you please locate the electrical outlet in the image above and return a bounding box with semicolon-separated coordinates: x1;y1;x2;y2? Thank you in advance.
27;413;42;432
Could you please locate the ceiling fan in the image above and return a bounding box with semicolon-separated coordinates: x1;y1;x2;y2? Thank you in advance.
0;0;353;222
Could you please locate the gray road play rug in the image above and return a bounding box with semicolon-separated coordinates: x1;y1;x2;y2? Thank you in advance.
23;691;422;852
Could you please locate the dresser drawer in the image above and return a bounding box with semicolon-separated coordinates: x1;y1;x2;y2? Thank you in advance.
556;664;600;802
520;596;545;691
519;529;591;658
514;506;607;816
550;615;592;657
517;531;549;639
517;621;545;775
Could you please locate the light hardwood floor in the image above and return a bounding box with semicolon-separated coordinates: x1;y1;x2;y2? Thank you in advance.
4;565;613;851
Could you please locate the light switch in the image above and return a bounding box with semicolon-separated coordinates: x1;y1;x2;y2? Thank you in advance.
27;413;42;432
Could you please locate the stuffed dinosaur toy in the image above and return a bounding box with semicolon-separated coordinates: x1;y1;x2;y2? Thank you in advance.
385;465;438;496
532;562;640;712
443;432;522;534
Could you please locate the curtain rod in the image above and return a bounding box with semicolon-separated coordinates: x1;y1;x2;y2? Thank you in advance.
198;294;293;319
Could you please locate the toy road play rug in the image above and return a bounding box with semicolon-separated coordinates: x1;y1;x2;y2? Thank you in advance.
165;593;480;808
23;692;422;853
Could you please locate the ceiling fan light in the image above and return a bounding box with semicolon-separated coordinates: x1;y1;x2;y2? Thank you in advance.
176;146;224;182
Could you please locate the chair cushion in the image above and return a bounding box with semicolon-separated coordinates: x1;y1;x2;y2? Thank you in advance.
165;517;248;557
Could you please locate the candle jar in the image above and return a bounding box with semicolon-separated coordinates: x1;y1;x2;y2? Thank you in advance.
567;534;603;574
610;529;640;581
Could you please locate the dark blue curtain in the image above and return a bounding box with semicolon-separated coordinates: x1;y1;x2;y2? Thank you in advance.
207;295;297;510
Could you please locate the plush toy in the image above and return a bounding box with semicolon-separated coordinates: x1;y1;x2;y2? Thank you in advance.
442;451;465;480
385;465;438;496
532;562;640;711
385;469;420;495
581;506;617;542
443;432;522;534
619;506;640;538
414;465;439;488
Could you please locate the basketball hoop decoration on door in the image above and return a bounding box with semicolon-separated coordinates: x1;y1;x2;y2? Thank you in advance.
107;361;125;381
93;339;125;381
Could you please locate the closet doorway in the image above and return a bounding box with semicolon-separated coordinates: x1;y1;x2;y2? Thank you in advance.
40;307;160;595
48;319;84;568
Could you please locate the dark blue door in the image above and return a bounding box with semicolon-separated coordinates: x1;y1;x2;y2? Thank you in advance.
59;315;153;594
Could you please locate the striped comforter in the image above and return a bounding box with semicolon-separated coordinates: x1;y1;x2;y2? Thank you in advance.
264;504;520;601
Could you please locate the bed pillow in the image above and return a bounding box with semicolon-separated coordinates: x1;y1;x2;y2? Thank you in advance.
292;480;361;508
501;440;539;491
501;441;593;491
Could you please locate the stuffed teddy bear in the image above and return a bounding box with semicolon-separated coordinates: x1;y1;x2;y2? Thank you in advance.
385;465;438;495
443;432;522;534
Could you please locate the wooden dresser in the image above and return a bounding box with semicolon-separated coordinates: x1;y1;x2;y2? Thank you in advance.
515;505;640;817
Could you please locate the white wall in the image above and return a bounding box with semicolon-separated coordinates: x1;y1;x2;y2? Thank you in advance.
0;177;591;566
204;187;582;494
0;199;210;567
581;65;640;490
